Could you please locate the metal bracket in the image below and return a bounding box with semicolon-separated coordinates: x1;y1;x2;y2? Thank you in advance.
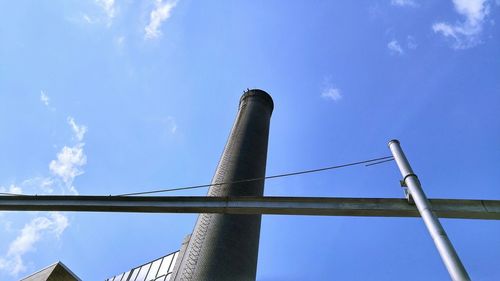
400;180;414;204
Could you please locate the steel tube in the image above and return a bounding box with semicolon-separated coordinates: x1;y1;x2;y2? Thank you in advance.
388;139;471;281
0;195;499;219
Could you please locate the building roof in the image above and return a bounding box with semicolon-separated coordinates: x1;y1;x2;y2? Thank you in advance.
20;261;81;281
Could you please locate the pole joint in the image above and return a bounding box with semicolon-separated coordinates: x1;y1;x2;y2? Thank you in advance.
400;173;418;204
399;180;414;204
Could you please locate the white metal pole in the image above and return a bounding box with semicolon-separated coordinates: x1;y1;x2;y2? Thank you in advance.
388;139;471;281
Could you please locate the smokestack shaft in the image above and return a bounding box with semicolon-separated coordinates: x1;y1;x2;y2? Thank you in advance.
174;89;274;281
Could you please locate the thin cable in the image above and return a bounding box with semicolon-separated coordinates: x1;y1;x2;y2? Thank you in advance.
116;155;394;197
0;192;28;196
365;158;395;167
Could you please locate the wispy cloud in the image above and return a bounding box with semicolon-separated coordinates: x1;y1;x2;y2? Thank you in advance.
0;110;87;276
67;117;87;142
166;116;177;134
433;0;490;49
145;0;178;39
388;39;404;55
407;35;418;49
321;77;343;102
1;114;87;196
49;117;87;195
391;0;418;7
115;36;125;47
96;0;115;26
321;87;342;102
0;184;22;195
40;91;50;107
21;177;54;194
80;0;116;27
82;14;96;24
0;213;69;276
49;145;86;194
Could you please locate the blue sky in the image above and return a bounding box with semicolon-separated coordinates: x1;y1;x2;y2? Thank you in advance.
0;0;499;280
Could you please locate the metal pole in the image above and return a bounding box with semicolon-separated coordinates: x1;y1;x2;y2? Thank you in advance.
388;140;471;281
1;195;500;219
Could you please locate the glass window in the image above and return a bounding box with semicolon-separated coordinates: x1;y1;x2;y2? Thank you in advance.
135;263;151;281
146;259;162;280
129;267;140;281
155;276;166;281
168;252;179;273
121;270;131;281
157;255;173;276
106;251;180;281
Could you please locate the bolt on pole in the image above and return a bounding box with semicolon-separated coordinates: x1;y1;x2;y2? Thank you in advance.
388;140;470;281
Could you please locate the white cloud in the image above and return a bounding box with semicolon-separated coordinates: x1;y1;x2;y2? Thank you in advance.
0;213;69;276
407;35;418;49
96;0;115;25
67;116;87;142
388;39;404;55
0;116;85;276
6;117;87;196
80;0;115;26
49;145;86;194
321;87;342;102
166;116;177;134
21;177;54;194
0;184;22;195
115;36;125;47
82;14;95;24
49;117;87;194
433;0;490;49
1;118;86;196
321;77;343;102
39;178;54;193
391;0;418;7
454;0;489;23
40;91;50;107
145;0;178;39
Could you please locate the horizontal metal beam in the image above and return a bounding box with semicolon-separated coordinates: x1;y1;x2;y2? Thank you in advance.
0;195;499;220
